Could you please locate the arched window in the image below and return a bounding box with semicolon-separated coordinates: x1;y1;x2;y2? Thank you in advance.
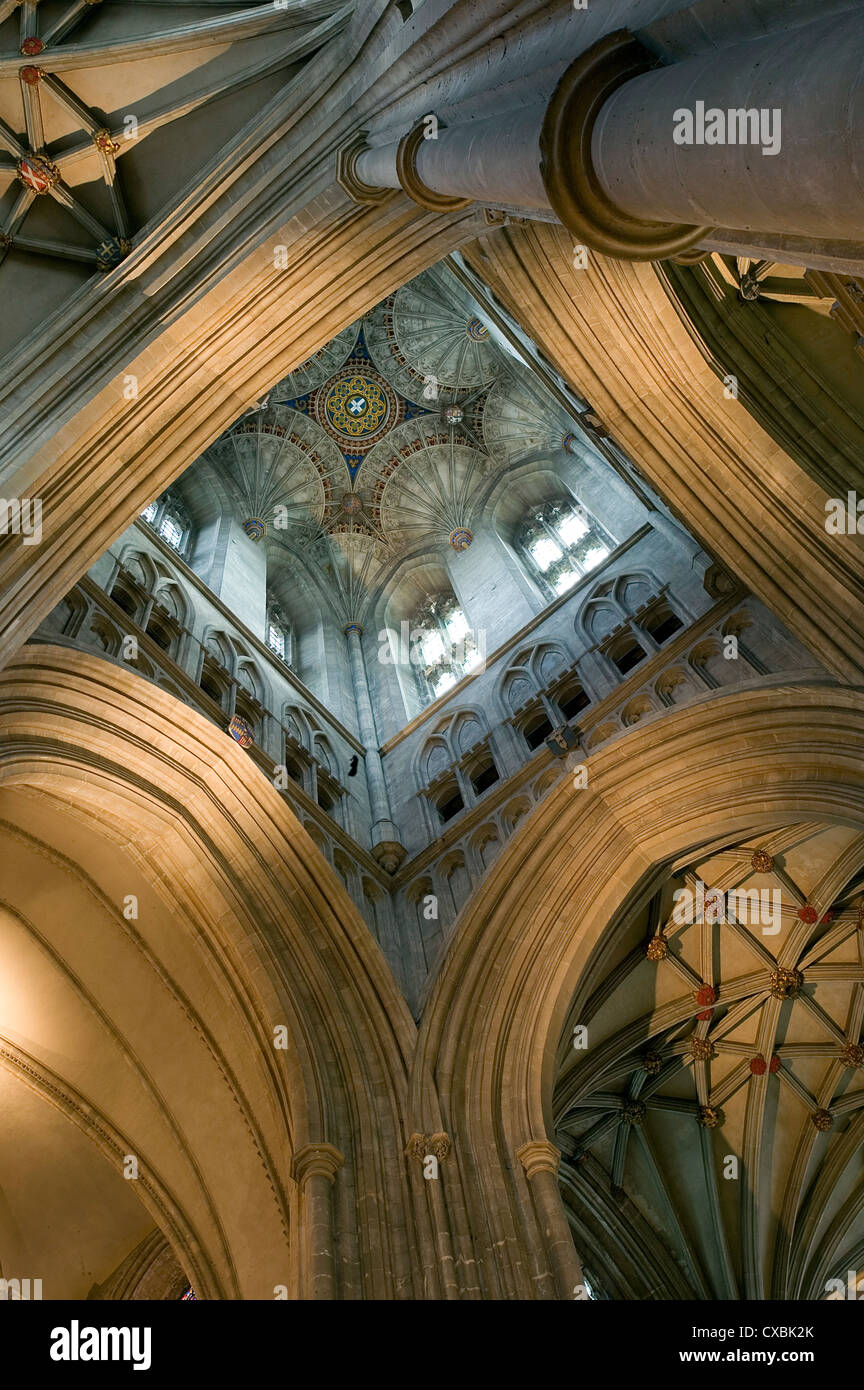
517;499;613;598
159;513;184;550
412;593;482;701
139;492;190;556
266;604;291;665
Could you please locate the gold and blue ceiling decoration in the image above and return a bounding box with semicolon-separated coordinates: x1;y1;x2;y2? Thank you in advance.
177;265;582;620
272;329;432;480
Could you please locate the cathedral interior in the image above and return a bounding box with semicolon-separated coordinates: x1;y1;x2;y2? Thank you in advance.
2;0;864;1308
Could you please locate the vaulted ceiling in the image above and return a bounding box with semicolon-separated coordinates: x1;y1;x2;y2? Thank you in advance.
0;0;349;340
557;823;864;1300
173;259;582;623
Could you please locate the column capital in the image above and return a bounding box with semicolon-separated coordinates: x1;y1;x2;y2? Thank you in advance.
336;130;394;206
539;29;709;260
396;121;473;213
291;1142;345;1188
344;622;363;637
516;1138;561;1181
372;838;406;874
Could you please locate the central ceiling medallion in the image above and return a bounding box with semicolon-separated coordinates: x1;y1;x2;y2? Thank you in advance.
320;372;391;442
769;966;803;1000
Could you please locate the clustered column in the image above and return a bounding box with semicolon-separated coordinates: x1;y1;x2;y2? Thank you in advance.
344;623;405;873
516;1139;585;1300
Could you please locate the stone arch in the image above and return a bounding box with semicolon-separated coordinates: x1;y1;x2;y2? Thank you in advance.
531;768;559;801
303;822;331;863
117;548;159;594
236;657;266;706
0;645;420;1301
202;628;235;673
450;708;487;757
313;734;338;780
38;586;89;641
416;734;451;788
500;664;537;717
535;643;570;686
332;848;356;898
87;614;122;655
405;876;441;977
439;850;471;921
412;683;864;1299
620;694;655;726
689;637;731;688
283;704;310;750
500;796;532;837
580;598;624;644
361;876;389;946
655;666;695;706
613;570;661;615
128;650;156;680
470;824;501;873
151;577;189;628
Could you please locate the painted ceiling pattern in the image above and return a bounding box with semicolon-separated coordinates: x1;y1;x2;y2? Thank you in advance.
556;823;864;1301
0;0;348;279
186;262;577;621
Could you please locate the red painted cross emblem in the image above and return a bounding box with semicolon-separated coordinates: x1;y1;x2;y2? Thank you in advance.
17;155;57;193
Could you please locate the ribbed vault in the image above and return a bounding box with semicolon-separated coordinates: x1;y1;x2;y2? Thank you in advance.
414;681;864;1299
556;822;864;1300
0;0;349;322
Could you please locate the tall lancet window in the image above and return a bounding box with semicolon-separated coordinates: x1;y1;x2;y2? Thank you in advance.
412;593;482;702
266;605;291;665
518;498;613;599
139;492;190;557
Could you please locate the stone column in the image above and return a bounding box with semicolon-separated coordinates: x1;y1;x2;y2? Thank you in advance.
341;18;864;271
351;105;548;212
290;1143;344;1301
516;1139;584;1300
591;15;864;251
444;528;540;652
344;623;405;873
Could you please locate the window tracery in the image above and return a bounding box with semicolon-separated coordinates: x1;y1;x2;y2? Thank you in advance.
412;593;482;702
517;499;613;598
